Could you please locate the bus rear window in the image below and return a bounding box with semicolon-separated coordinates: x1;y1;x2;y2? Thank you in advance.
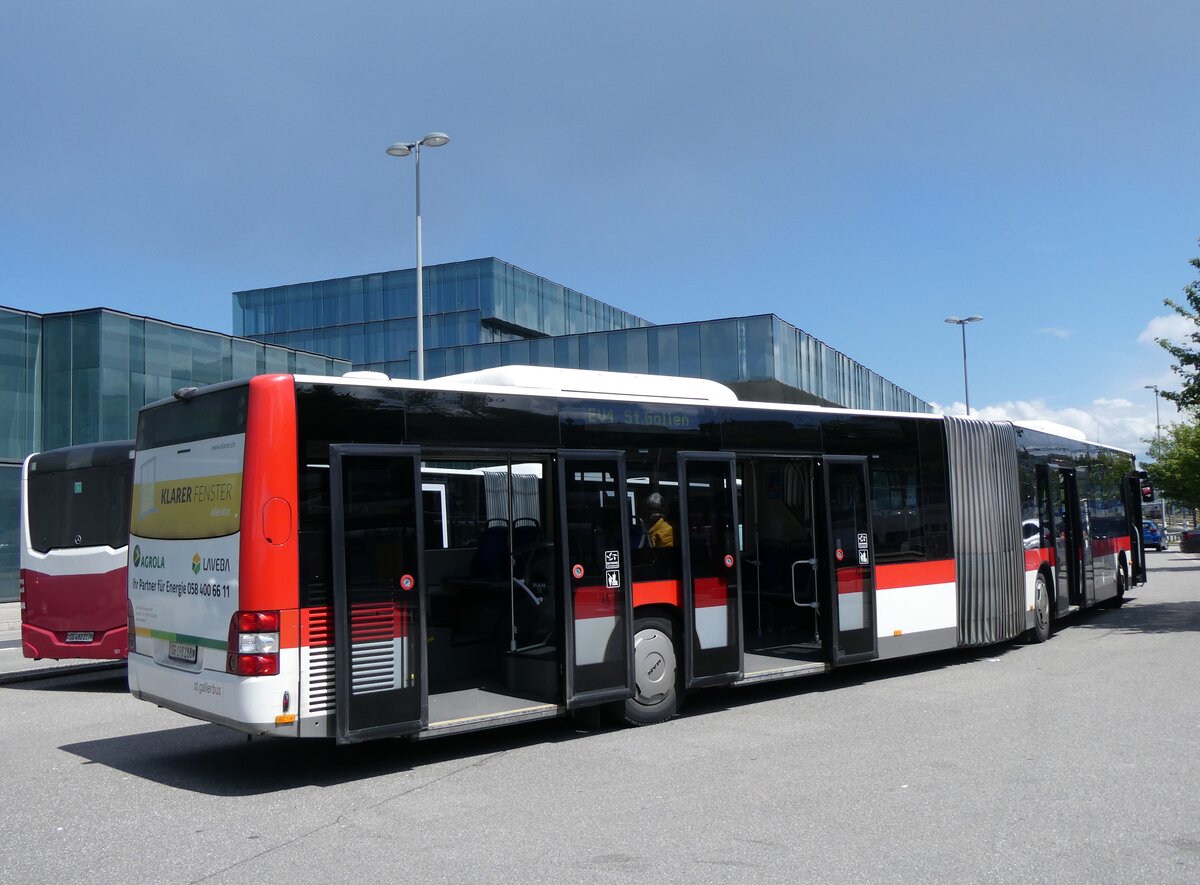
27;463;134;553
137;386;249;450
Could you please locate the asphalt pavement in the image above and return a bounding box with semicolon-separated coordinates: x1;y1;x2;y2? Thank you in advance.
1;554;1198;884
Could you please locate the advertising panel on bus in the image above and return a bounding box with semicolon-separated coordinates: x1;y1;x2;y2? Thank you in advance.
128;432;244;670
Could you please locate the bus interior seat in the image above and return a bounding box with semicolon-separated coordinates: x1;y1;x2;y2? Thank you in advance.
470;522;511;581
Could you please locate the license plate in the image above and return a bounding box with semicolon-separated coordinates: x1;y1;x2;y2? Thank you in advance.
65;632;94;643
168;641;198;663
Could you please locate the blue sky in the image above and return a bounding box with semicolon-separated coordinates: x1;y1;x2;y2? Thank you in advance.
2;1;1198;457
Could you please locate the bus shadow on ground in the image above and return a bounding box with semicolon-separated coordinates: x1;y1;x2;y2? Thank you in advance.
1070;595;1200;635
2;666;127;694
679;642;1024;720
59;643;1028;794
59;713;598;797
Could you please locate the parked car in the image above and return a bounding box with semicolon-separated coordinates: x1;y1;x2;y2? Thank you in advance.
1142;520;1168;552
1179;527;1200;554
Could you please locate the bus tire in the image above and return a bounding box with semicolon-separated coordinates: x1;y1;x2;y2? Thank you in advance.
1029;571;1051;643
1110;560;1129;607
621;615;683;726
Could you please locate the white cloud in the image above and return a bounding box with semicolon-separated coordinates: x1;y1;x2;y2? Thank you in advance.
1138;313;1193;347
930;397;1159;459
1036;327;1072;339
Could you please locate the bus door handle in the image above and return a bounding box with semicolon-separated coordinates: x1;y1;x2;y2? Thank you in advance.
791;558;818;609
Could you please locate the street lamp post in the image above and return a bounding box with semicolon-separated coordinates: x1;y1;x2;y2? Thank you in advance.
386;132;450;381
1145;384;1162;439
944;315;983;415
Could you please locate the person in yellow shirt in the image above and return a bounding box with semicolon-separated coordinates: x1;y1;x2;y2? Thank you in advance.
644;492;674;548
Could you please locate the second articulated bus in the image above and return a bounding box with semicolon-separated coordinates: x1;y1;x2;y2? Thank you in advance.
20;440;135;661
127;368;1145;744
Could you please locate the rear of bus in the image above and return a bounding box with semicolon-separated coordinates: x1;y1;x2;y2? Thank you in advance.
127;376;303;736
20;441;134;660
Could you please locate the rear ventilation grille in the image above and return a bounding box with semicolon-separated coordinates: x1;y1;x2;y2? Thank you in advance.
302;606;334;715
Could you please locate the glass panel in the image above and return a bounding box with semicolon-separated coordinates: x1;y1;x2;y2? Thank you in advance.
681;457;740;682
561;455;630;701
71;368;100;444
99;367;131;440
700;320;736;381
827;461;876;660
0;464;19;601
334;450;424;739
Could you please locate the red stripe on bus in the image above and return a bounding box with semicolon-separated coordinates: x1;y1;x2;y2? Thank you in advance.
297;604;408;646
301;606;333;648
1024;548;1056;572
874;559;955;590
633;579;682;609
631;578;727;609
349;602;407;641
574;584;618;619
694;576;729;608
1092;536;1131;558
836;566;868;595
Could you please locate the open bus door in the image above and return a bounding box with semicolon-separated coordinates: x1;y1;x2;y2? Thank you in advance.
822;458;878;665
678;453;743;689
329;444;427;744
1053;467;1085;609
557;451;635;708
1123;471;1147;585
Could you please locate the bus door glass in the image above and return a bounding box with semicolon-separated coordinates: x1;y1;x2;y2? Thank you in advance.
678;453;742;688
823;458;878;664
1074;467;1095;605
329;444;426;744
1055;468;1084;608
1123;472;1146;584
557;451;634;707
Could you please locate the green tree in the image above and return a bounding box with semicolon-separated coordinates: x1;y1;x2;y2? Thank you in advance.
1157;239;1200;409
1144;420;1200;514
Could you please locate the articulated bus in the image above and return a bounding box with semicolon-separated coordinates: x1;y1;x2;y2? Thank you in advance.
20;440;135;660
126;368;1145;744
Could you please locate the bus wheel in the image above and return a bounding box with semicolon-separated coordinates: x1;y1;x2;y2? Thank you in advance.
1029;572;1051;643
622;615;683;726
1111;561;1129;607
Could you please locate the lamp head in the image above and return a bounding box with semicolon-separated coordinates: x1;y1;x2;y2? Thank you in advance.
386;143;413;158
421;132;450;147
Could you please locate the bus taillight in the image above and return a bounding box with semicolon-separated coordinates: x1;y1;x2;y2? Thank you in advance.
227;610;281;677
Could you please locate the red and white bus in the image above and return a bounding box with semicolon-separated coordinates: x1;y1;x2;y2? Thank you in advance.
20;440;135;661
127;368;1144;743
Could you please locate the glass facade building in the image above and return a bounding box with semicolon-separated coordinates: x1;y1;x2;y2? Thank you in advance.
235;257;652;379
0;306;348;600
421;314;928;413
236;258;930;413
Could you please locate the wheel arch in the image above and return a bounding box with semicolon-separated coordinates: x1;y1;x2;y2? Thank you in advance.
1038;563;1057;619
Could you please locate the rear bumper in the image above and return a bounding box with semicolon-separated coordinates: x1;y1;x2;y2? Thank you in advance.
22;623;127;661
